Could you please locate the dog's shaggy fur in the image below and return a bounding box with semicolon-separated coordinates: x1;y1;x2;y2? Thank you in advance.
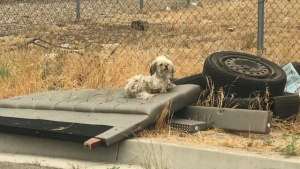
125;56;176;100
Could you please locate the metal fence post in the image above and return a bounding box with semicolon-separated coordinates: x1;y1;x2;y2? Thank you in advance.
187;0;191;6
257;0;264;57
76;0;81;20
140;0;143;13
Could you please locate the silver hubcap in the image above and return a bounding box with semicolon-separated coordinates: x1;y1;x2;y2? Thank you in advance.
221;57;272;78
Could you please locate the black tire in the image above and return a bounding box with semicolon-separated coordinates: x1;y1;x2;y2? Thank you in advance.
172;73;207;89
223;92;299;119
271;92;300;119
203;51;287;98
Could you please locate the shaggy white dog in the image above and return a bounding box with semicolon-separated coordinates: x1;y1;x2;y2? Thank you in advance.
125;56;176;100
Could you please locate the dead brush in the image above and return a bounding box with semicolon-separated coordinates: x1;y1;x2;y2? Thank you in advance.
197;76;273;111
196;76;239;108
247;86;273;111
155;100;173;131
138;100;174;138
272;113;300;135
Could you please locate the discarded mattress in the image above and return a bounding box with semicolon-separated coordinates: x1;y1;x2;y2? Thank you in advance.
0;84;200;146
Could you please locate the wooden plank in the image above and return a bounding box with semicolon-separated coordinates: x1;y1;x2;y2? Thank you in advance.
84;138;102;150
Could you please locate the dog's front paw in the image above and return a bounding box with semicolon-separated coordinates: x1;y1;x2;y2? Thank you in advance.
167;83;176;90
142;94;155;100
136;92;155;100
159;89;167;94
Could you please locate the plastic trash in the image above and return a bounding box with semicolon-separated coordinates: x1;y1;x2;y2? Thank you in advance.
282;63;300;96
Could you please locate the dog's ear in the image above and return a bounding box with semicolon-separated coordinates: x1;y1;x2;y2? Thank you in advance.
150;61;157;75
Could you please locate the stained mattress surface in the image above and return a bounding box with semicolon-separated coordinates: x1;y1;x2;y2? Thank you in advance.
0;85;200;146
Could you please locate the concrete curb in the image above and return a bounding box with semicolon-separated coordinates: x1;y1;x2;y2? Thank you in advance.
118;139;300;169
0;133;118;163
0;133;300;169
0;153;142;169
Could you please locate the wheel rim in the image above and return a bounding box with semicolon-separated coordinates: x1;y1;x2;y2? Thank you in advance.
219;55;275;78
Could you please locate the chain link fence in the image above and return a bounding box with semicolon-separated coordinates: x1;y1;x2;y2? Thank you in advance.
0;0;299;97
264;0;300;64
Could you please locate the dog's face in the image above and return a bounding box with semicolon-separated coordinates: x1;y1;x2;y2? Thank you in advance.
150;56;174;78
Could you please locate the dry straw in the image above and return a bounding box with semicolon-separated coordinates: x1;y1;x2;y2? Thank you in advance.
155;100;173;131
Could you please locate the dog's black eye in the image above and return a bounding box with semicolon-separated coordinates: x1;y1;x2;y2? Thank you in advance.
159;64;163;66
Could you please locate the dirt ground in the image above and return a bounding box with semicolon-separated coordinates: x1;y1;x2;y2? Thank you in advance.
1;0;299;68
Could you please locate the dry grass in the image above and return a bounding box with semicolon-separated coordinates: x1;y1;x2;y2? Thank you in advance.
273;114;300;136
196;76;272;111
155;101;173;131
197;76;240;108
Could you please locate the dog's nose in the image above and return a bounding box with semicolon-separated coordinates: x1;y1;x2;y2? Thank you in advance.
165;65;168;70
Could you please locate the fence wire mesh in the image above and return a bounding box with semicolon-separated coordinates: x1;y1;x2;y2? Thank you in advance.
265;0;300;65
0;0;299;98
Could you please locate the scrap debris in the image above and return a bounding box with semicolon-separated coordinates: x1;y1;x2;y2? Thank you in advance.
24;36;83;54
